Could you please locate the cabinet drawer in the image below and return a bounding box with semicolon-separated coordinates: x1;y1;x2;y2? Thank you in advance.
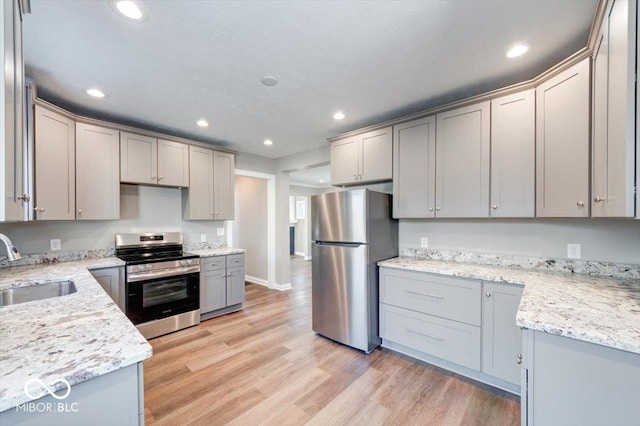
226;254;245;268
380;268;481;326
201;256;226;272
380;304;480;370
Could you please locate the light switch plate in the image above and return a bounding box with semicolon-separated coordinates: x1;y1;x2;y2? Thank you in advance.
50;239;61;251
567;243;581;259
420;237;429;248
200;234;207;243
217;228;225;236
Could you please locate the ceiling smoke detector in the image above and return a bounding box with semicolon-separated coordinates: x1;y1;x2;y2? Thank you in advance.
261;76;278;87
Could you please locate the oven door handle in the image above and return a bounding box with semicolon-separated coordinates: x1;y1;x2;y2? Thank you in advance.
127;265;200;283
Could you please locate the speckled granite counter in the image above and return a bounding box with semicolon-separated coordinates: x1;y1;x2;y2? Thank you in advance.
187;248;246;257
0;258;152;412
378;257;640;355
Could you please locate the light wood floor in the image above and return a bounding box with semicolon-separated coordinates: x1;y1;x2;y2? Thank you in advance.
144;256;520;425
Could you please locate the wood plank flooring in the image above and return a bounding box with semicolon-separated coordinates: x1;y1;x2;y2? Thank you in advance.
144;256;520;425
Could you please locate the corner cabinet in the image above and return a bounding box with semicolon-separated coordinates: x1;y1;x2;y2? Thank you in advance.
200;253;245;320
536;58;591;217
490;90;535;218
592;0;637;218
121;133;189;188
76;123;120;220
183;146;234;220
33;105;75;220
392;116;436;218
90;266;125;311
331;126;392;186
435;102;490;218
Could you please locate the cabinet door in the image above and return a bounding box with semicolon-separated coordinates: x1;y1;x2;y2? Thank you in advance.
200;269;226;313
482;282;523;386
90;267;123;309
183;145;214;220
34;105;75;220
330;136;359;185
536;58;590;217
157;139;189;187
435;102;490;217
226;265;245;306
76;123;120;220
490;90;535;217
120;132;157;185
360;126;393;183
592;0;637;217
393;117;436;218
213;151;234;220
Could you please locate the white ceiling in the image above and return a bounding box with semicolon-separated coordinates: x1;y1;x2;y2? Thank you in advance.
289;165;331;188
23;0;598;159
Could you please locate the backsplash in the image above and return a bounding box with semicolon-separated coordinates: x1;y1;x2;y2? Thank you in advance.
0;241;227;269
401;248;640;280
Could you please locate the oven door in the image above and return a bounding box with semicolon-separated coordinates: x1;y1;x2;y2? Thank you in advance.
126;272;199;325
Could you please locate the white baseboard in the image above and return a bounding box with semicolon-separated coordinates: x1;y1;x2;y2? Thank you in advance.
245;275;269;288
304;256;312;261
273;282;292;291
294;251;305;257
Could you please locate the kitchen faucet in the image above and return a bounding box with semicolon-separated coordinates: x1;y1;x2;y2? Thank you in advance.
0;233;22;261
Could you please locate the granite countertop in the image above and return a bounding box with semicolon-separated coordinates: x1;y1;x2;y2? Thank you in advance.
187;247;246;257
0;258;152;412
378;257;640;355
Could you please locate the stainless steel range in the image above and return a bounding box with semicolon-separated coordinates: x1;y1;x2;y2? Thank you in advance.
115;232;200;339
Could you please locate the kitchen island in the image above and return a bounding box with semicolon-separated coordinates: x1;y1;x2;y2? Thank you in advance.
0;258;152;425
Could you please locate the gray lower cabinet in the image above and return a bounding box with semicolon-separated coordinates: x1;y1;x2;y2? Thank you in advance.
379;267;522;394
89;267;125;311
200;254;245;319
521;329;640;426
0;363;144;426
481;282;523;386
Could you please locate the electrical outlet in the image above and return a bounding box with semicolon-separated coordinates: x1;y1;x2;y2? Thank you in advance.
217;228;225;236
567;243;581;259
200;234;206;243
50;239;61;251
420;237;429;248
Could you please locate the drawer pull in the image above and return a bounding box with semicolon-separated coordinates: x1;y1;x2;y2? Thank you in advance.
405;289;443;299
406;328;444;342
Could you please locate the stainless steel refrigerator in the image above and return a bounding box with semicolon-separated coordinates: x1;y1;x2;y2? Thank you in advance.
311;189;398;353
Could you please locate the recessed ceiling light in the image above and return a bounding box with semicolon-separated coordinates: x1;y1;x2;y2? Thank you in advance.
263;139;273;146
319;179;325;183
196;119;209;127
261;76;278;87
506;44;529;58
86;88;105;98
333;111;345;120
116;1;143;20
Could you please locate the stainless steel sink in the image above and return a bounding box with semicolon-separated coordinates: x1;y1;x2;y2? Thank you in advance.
0;281;77;306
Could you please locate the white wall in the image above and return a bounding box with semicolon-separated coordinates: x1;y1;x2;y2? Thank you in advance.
0;184;226;254
400;219;640;264
233;176;268;281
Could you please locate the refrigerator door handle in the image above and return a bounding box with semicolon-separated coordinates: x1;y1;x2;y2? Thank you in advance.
314;241;364;247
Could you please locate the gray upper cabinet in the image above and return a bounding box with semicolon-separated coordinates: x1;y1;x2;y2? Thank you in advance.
331;127;392;186
490;90;535;218
183;145;214;220
76;123;120;220
34;105;75;221
157;139;189;187
120;132;157;185
482;282;523;387
213;151;235;220
435;102;490;218
592;0;637;218
536;58;590;217
392;116;436;218
1;0;28;222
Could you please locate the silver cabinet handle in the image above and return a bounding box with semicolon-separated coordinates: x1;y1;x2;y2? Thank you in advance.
435;207;441;211
34;207;45;212
485;292;491;297
428;207;433;212
406;328;444;342
517;353;523;365
492;205;498;210
405;289;443;299
577;201;585;207
17;194;30;202
594;196;605;203
77;209;83;214
158;176;163;181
